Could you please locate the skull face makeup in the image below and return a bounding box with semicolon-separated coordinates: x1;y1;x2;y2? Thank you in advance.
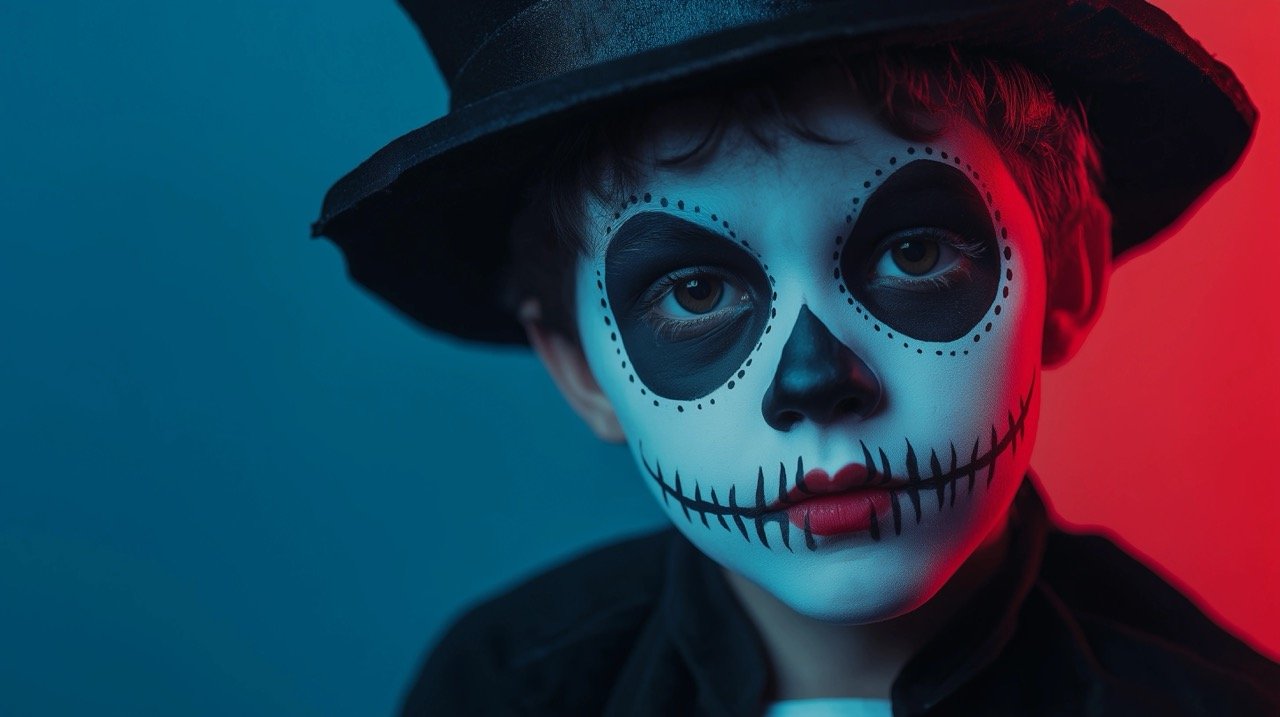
572;82;1046;624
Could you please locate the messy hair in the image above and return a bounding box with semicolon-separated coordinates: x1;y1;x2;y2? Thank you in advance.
504;43;1110;343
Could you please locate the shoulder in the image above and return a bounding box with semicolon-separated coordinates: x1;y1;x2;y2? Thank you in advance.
1034;526;1280;714
400;528;677;716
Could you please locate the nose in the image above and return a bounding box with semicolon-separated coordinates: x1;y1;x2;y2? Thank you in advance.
761;305;882;432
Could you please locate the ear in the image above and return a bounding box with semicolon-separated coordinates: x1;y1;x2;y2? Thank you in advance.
519;299;627;443
1041;208;1111;368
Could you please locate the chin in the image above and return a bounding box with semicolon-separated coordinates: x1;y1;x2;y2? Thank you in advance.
771;550;960;625
701;487;1020;626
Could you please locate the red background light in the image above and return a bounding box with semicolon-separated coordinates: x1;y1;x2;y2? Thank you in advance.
1037;0;1280;660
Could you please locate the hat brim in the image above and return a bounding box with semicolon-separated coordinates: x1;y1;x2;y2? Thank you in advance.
312;0;1256;345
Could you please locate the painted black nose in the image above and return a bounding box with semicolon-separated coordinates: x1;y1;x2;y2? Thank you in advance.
761;306;882;431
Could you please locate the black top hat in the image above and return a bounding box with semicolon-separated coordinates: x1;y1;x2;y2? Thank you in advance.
312;0;1256;345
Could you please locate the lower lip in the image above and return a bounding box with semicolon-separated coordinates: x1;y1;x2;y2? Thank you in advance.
787;488;895;537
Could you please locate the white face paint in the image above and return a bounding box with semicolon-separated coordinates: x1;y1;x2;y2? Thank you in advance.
572;73;1045;623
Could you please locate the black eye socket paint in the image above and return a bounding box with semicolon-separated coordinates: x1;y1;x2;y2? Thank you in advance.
839;160;1001;342
605;211;770;400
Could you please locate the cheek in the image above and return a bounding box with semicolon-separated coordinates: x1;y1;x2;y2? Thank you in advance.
854;246;1043;424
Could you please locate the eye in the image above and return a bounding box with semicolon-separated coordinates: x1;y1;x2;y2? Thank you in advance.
640;268;753;341
888;238;940;275
870;227;981;288
669;274;727;314
656;270;748;318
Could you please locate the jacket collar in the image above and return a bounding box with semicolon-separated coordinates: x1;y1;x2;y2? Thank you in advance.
892;476;1049;714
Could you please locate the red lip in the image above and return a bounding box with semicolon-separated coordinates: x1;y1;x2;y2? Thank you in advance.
787;464;870;501
783;464;893;537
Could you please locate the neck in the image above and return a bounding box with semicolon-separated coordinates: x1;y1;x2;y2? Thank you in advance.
722;512;1014;701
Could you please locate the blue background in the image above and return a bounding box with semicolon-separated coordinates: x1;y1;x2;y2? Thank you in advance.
0;3;662;714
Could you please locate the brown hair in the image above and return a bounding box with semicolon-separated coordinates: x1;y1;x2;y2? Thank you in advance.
504;43;1110;343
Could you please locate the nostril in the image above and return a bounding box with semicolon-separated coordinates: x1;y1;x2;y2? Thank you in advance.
833;396;864;419
773;409;804;432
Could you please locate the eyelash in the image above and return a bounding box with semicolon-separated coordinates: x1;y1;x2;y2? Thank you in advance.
638;267;750;342
868;228;987;292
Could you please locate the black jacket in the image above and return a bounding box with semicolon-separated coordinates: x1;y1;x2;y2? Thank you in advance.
402;478;1280;715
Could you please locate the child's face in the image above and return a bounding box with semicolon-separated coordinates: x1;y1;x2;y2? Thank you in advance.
570;74;1046;622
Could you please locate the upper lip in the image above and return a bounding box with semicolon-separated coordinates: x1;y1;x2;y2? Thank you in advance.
775;462;897;508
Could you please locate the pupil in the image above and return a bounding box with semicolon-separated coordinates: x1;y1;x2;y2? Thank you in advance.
899;240;927;262
684;278;711;301
674;274;724;314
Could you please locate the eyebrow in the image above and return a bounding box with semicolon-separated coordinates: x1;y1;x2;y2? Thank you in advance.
608;211;730;264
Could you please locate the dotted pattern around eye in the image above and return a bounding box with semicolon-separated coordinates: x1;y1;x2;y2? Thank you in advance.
832;146;1014;358
597;193;778;413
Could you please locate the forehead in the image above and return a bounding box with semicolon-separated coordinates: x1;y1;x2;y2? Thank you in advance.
581;78;1010;252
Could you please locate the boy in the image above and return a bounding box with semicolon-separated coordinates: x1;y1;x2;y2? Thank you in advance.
313;1;1278;714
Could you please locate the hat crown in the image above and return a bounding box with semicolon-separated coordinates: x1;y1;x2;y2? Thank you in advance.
399;0;534;87
399;0;837;107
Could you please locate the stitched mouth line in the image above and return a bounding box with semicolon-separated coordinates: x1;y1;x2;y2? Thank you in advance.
638;375;1035;550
